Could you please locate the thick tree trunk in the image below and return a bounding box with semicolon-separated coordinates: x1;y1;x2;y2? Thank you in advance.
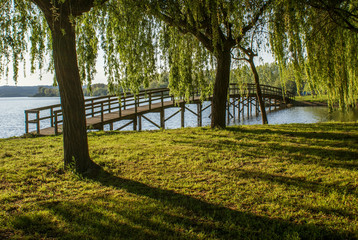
249;60;268;124
211;49;231;128
51;17;94;173
31;0;105;174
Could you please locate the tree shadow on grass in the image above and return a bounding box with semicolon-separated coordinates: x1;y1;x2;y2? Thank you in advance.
226;125;358;144
178;127;358;171
213;167;357;199
81;168;355;239
209;167;358;225
265;143;358;169
10;203;161;240
10;167;356;239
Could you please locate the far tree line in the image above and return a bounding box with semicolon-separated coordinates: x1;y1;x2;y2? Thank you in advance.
33;84;109;97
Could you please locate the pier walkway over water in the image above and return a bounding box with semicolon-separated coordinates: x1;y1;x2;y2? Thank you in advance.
24;83;294;136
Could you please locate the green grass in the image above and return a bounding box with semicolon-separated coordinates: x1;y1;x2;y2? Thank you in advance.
0;123;357;239
295;95;329;103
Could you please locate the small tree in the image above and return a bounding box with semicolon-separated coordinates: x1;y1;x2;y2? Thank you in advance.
231;19;271;124
234;46;268;124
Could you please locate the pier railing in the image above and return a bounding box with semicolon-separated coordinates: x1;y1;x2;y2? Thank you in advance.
229;83;295;100
25;87;176;134
25;83;294;134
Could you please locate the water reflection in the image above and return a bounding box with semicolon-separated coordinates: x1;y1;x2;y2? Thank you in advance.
232;106;358;126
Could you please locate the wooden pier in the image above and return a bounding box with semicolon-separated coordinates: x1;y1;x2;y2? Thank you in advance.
25;83;294;136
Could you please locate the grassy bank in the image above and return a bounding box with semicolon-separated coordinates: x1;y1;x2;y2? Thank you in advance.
295;95;329;103
294;95;330;107
0;123;357;239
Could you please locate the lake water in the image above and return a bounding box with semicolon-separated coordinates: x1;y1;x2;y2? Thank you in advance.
0;97;357;139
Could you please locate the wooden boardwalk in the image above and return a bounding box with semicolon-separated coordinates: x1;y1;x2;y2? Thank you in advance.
25;84;294;136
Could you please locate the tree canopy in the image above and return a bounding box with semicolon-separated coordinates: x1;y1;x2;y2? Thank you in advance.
127;0;273;127
269;0;358;109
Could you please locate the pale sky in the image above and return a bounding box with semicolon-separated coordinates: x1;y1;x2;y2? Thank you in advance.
0;54;108;87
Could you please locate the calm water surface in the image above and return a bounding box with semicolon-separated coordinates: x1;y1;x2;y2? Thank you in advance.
0;97;60;139
0;97;357;139
235;106;358;125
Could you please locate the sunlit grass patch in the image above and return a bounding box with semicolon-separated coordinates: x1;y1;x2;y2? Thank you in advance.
0;123;357;239
295;95;329;103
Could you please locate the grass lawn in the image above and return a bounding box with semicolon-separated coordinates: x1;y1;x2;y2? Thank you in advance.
295;95;329;103
0;123;357;239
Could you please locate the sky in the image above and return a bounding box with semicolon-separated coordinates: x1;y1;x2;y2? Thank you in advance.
0;50;275;87
0;54;108;87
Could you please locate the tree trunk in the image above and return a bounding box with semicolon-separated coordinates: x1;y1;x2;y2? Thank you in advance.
51;16;94;173
211;49;232;128
249;60;268;124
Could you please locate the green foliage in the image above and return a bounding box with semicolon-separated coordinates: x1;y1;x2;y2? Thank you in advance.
90;0;158;95
0;1;53;84
2;0;356;114
269;0;358;109
295;95;329;103
161;26;214;101
33;86;59;97
1;123;358;239
83;83;109;96
103;0;273;101
0;0;274;102
231;62;300;94
76;13;99;87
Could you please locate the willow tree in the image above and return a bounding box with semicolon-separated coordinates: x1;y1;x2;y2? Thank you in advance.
119;0;274;128
302;0;358;33
270;0;358;109
0;0;110;173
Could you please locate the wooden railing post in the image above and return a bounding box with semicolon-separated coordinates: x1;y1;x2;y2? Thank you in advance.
25;111;29;134
160;108;165;129
161;91;164;107
135;96;138;114
108;96;111;113
91;100;94;117
138;115;142;131
197;102;202;127
149;92;152;110
36;111;40;135
119;101;122;117
101;102;104;123
50;108;54;127
133;117;137;131
181;103;185;128
54;111;58;135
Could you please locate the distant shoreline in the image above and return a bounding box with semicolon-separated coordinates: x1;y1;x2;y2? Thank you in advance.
0;84;108;97
0;85;50;97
